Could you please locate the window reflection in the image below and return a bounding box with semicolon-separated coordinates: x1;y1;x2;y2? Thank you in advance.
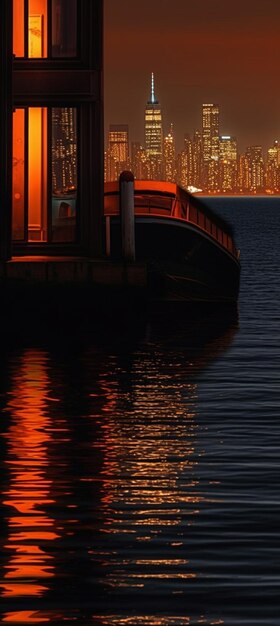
52;107;77;242
13;0;77;58
52;0;77;58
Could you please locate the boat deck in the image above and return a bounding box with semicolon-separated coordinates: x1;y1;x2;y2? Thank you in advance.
104;180;239;260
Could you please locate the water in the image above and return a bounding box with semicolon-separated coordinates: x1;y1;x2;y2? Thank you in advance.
1;197;280;625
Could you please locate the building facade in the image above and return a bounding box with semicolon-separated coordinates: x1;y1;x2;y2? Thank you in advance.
0;0;103;260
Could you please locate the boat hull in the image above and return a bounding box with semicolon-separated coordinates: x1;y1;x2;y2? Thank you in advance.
106;216;240;303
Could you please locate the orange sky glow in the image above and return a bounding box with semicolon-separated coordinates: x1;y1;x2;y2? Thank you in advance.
104;0;280;151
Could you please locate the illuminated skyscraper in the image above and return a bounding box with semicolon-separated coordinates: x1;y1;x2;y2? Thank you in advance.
105;124;129;181
266;140;280;192
108;124;129;163
202;103;220;191
131;142;151;180
144;73;163;180
239;146;264;193
176;134;193;190
219;135;237;192
176;132;203;191
192;130;202;188
163;124;176;182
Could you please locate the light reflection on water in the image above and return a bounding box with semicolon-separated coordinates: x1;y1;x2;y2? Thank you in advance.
2;611;50;623
1;612;225;625
2;352;57;600
0;309;236;626
2;201;280;624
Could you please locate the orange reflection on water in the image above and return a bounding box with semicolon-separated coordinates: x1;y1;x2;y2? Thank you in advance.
3;611;49;623
1;583;48;598
1;351;57;599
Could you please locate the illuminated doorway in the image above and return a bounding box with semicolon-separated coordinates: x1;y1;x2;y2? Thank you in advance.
12;107;78;244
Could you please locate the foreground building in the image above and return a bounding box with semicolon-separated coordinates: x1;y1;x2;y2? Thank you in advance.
0;0;103;262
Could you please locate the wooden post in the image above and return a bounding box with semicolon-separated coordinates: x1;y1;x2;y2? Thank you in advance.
120;171;135;262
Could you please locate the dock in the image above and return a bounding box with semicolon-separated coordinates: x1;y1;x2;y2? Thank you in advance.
1;257;147;289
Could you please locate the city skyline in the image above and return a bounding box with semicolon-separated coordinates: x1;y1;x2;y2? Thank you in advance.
104;0;280;153
105;85;279;159
105;76;280;193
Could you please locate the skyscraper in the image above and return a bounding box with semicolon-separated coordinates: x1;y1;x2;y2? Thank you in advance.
144;73;163;180
163;124;176;182
108;124;129;163
192;130;202;189
219;135;237;192
239;146;264;193
105;124;129;181
176;134;193;190
202;103;220;191
266;140;280;192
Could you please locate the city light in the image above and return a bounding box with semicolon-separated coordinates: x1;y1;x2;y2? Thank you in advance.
105;77;280;194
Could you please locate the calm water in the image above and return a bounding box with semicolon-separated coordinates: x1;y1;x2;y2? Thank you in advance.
1;197;280;625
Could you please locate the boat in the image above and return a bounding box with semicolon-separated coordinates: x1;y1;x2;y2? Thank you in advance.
104;178;240;303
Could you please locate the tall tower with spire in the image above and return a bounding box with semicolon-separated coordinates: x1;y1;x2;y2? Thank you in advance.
144;73;163;180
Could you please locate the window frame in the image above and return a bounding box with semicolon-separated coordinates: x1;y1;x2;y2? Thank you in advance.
12;104;80;246
13;0;80;61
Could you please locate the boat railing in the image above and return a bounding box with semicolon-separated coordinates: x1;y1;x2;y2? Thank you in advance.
104;186;239;260
182;201;238;258
133;194;238;260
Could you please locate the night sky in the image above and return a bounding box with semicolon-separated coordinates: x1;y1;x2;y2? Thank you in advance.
104;0;280;152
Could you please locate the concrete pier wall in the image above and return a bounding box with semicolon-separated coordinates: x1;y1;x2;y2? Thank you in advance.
0;258;147;288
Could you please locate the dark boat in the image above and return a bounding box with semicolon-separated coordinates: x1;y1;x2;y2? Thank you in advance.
104;179;240;303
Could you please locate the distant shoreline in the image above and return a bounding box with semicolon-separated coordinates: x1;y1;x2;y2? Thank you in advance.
195;193;280;198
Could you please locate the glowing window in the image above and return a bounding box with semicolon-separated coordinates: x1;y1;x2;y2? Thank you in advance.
52;108;77;242
12;107;78;244
28;0;48;58
12;109;25;240
28;107;48;241
13;0;77;58
12;107;48;242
